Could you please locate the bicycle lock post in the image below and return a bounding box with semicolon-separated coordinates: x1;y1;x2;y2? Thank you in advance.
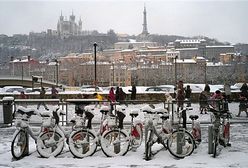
208;125;213;154
177;108;187;154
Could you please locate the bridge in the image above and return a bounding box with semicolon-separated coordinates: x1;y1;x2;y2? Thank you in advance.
0;76;66;88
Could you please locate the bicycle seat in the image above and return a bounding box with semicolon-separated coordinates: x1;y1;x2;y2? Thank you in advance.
141;105;154;114
153;107;168;114
40;111;51;118
189;115;199;120
100;106;109;115
160;114;169;120
116;105;126;114
16;106;37;117
84;105;94;114
130;110;139;118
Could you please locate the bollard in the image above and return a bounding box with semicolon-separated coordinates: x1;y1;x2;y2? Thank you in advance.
208;125;213;154
177;129;184;154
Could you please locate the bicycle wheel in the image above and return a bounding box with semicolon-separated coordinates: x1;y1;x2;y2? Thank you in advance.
11;130;27;160
36;130;64;158
100;129;129;157
145;129;153;161
131;123;143;148
69;129;97;158
167;130;195;159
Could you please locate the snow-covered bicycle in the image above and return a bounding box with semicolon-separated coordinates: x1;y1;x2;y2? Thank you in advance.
36;106;69;158
142;105;174;160
209;105;232;158
100;105;143;157
167;107;195;159
68;105;116;158
11;106;41;160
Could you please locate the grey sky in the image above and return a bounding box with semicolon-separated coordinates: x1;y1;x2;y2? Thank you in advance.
0;0;248;44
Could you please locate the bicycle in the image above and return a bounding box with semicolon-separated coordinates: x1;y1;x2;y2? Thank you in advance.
165;106;195;159
68;105;98;158
142;105;194;160
100;105;143;157
11;106;41;160
143;105;173;160
208;105;232;158
68;105;116;158
36;106;71;158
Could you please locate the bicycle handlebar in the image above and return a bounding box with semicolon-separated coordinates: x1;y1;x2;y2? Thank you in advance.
208;105;232;118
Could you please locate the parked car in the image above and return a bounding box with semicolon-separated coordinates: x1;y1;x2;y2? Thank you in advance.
25;87;41;93
81;85;103;92
145;85;174;93
145;86;174;92
234;83;244;90
3;86;25;93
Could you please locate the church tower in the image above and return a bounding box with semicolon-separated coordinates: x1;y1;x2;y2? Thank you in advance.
141;5;149;36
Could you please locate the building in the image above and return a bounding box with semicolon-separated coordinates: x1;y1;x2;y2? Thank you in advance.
114;41;157;50
57;12;82;37
174;39;235;61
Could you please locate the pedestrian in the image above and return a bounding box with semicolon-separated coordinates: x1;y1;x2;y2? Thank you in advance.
236;93;248;117
164;93;173;112
119;88;127;105
210;90;224;110
240;82;248;99
185;85;192;107
19;91;28;107
37;87;49;110
19;91;27;99
199;84;211;114
108;87;116;113
51;86;58;99
224;82;231;102
115;86;120;102
108;87;116;102
93;92;104;108
128;85;137;100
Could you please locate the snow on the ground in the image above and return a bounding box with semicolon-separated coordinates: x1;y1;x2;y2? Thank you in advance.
0;103;248;168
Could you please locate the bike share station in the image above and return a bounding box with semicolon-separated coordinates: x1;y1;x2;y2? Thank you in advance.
1;95;233;160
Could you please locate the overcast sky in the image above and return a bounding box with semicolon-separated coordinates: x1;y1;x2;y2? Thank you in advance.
0;0;248;44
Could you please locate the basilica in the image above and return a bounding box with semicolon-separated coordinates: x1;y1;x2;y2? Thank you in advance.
57;12;82;37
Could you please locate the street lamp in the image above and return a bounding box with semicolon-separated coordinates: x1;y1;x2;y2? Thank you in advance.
112;62;115;86
93;42;97;91
204;62;207;84
55;59;59;86
174;56;178;87
21;62;24;84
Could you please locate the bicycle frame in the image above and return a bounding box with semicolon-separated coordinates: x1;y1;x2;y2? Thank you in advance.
189;115;201;145
143;106;173;160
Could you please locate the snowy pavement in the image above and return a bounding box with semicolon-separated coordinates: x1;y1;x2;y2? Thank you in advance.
0;103;248;168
